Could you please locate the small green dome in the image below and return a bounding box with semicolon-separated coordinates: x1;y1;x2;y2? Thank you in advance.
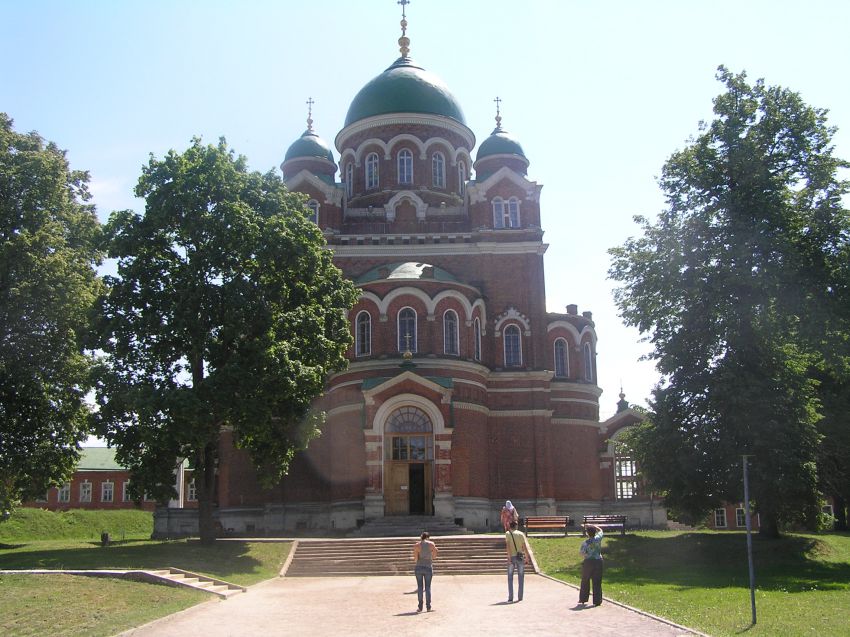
285;129;335;162
344;57;466;127
356;262;459;285
476;126;526;161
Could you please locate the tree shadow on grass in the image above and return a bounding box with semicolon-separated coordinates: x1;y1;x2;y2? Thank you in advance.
0;539;267;581
599;533;850;593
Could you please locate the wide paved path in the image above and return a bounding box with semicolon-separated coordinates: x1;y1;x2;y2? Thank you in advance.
120;573;701;637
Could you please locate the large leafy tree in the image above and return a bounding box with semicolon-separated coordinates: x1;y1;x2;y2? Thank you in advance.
93;138;359;543
0;113;103;516
609;68;850;537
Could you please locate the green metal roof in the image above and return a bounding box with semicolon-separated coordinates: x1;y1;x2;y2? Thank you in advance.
356;262;460;285
362;375;454;390
476;126;527;161
78;447;124;471
344;57;466;127
284;129;335;162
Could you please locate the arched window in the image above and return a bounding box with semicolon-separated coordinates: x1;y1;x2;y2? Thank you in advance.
504;325;522;367
583;342;593;381
554;338;569;378
306;199;319;224
457;161;466;196
355;311;371;357
614;439;639;499
398;149;413;184
365;152;379;190
345;163;353;199
473;317;482;361
432;152;445;188
398;307;417;353
443;309;459;355
385;406;434;461
493;197;520;228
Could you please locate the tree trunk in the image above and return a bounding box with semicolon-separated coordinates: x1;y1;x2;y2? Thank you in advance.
197;442;218;545
834;495;847;531
757;511;781;538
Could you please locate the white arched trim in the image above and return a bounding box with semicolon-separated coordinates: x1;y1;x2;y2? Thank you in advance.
387;134;427;159
471;299;488;334
421;137;456;161
385;190;427;221
494;307;531;334
546;321;582;345
354;139;390;165
432;289;475;322
374;287;433;319
370;390;449;435
450;147;473;167
339;147;357;166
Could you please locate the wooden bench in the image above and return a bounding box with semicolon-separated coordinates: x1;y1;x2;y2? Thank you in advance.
520;515;572;536
583;515;627;536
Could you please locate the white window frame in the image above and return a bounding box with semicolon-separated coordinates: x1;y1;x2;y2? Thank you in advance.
355;310;371;357
101;480;114;503
823;504;835;517
458;161;466;195
443;309;459;355
583;342;593;381
493;197;520;228
473;317;481;362
122;481;132;502
398;307;417;353
307;199;319;224
504;324;522;367
365;152;379;190
345;163;353;199
432;152;445;188
736;507;746;527
554;338;569;378
714;508;727;528
58;482;70;503
187;478;197;502
80;480;92;503
398;149;413;184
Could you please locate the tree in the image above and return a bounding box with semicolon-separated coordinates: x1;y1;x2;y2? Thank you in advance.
0;113;104;517
92;138;359;543
609;68;850;537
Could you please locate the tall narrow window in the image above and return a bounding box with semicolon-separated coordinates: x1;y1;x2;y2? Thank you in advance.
307;199;319;224
122;481;132;502
345;163;353;198
187;479;198;502
458;161;466;195
366;152;379;190
615;442;638;500
714;508;727;528
398;307;417;353
504;325;522;367
583;342;593;381
443;310;459;355
398;149;413;184
80;480;92;503
58;483;70;503
493;197;520;228
473;317;482;361
101;481;114;503
432;152;445;188
554;338;569;378
356;311;371;357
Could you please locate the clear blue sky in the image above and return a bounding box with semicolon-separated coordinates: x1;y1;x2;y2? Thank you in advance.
3;0;849;419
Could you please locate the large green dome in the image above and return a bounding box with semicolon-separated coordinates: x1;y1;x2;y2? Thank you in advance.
284;129;335;162
476;126;526;161
344;57;466;127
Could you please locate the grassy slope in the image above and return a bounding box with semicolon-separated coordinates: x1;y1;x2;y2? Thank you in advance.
530;530;850;637
0;508;153;542
0;513;291;637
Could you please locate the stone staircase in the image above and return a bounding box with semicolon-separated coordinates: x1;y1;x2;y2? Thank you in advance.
283;535;511;577
147;567;247;598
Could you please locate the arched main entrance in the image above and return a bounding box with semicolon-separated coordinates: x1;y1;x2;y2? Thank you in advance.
384;406;434;515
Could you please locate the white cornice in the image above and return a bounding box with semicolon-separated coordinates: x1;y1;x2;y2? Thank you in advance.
336;113;476;152
330;240;547;258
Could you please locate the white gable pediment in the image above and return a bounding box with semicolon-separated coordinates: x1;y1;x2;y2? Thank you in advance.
284;170;343;206
468;166;542;204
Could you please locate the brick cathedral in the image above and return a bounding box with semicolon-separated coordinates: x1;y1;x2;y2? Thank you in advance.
158;10;663;536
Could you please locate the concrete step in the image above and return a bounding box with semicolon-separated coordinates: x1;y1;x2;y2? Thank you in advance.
155;568;247;598
284;536;514;577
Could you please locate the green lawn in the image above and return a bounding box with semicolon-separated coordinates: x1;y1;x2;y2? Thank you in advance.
0;538;291;637
530;530;850;636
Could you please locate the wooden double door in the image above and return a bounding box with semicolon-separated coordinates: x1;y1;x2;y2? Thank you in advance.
385;431;434;516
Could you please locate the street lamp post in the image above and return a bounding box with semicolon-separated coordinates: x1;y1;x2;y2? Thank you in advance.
742;454;757;625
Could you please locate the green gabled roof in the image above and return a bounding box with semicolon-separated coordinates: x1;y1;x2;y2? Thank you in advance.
362;376;454;390
78;447;124;471
356;262;459;285
344;57;466;127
